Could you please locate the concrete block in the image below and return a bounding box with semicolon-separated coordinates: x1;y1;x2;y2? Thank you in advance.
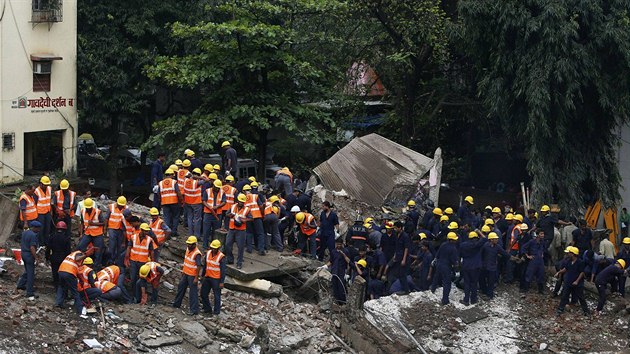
0;194;19;246
224;276;283;298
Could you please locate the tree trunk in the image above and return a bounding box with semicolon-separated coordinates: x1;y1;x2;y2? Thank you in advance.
108;117;119;198
256;129;268;184
400;69;420;145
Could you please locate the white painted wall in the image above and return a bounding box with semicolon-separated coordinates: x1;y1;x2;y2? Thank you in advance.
0;0;77;183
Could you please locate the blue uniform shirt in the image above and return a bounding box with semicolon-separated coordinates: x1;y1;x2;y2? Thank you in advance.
394;232;410;263
435;242;459;269
330;248;349;277
595;263;624;285
21;229;39;253
520;238;546;265
381;232;397;262
481;242;508;271
562;258;585;285
460;238;487;270
319;210;339;237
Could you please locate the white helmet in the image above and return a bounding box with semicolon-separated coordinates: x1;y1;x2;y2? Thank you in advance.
290;206;300;213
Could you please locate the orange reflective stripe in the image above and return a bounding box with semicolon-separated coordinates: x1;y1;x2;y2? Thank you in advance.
177;170;188;190
159;179;178;205
205;251;224;278
229;204;249;230
83;208;102;236
58;250;81;276
130;234;152;262
221;185;236;212
19;194;38;221
245;194;262;218
77;266;94;291
55;190;76;217
97;266;120;283
145;262;161;282
95;280;116;293
204;188;224;213
299;214;316;236
183;248;202;276
184;178;202;204
107;204;125;229
34;186;51;214
150;218;166;245
510;226;522;250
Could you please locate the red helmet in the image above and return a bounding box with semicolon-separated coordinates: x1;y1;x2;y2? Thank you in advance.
56;221;67;230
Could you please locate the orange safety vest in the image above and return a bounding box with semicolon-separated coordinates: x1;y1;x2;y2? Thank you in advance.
54;190;76;217
34;185;52;214
94;279;116;293
221;185;236;212
150;218;167;245
299;213;317;236
58;250;82;276
159;178;178;205
245;193;262;219
184;178;202;205
510;225;522;251
229;204;250;231
97;265;120;283
205;251;224;278
177;169;188;191
145;261;161;283
19;193;38;221
182;247;202;276
107;204;126;230
204;188;224;214
82;208;103;236
77;265;94;291
263;202;280;216
123;217;135;241
129;233;153;263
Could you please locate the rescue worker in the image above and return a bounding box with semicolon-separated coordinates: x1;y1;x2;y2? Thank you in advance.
226;194;251;269
221;175;237;230
521;229;547;294
328;238;350;304
186;149;203;171
505;217;527;284
318;201;339;260
458;195;475;229
221;141;238;177
51;179;76;237
19;185;38;230
347;217;369;250
105;196;128;266
202;179;226;249
430;232;460;305
295;211;318;258
78;197;105;267
201;239;226;314
444;207;456;223
156;168;182;238
274;167;293;197
125;223;158;302
179;159;191;229
56;249;89;315
149;207;171;261
34;176;53;246
94;278;127;303
46;221;71;291
184;168;203;237
213;164;223;180
405;200;420;236
77;257;102;306
17;221;41;298
390;221;411;295
243;183;266;255
150;152;165;189
572;219;593;255
137;261;164;305
595;258;626;316
460;231;488;305
556;246;590;316
263;196;283;252
411;241;433;290
173;236;203;315
616;238;630;296
481;232;508;299
381;222;397;262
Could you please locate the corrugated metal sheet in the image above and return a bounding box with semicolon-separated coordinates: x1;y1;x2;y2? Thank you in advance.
313;134;436;206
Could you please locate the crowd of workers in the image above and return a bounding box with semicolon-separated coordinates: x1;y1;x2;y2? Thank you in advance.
13;141;630;318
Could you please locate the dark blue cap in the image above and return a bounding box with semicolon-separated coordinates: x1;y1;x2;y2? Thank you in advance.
29;221;42;228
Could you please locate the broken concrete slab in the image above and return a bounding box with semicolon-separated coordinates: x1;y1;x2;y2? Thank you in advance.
216;327;242;343
0;194;19;246
226;252;311;281
457;307;488;324
224;276;283;298
178;321;211;348
296;268;332;300
347;276;366;311
239;334;255;348
137;329;183;348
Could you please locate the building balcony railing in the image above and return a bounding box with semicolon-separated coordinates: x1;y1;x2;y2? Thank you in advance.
31;0;63;23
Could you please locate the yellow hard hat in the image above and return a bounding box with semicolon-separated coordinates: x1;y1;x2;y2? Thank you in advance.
464;195;474;204
182;159;191;167
295;212;305;223
447;232;458;241
192;168;202;175
519;223;529;230
433;208;443;216
419;232;427;240
84;198;94;208
357;259;367;268
210;239;221;249
60;179;70;190
140;223;151;231
213;180;223;188
40;176;51;185
469;231;479;238
139;264;150;278
251;181;259;188
618;259;627;269
248;176;256;183
407;200;416;207
505;213;514;221
492;207;501;213
540;205;550;212
117;196;127;206
242;184;252;191
272;206;280;214
213;164;220;171
209;173;218;180
485;218;495;225
514;214;524;222
169;164;179;172
363;223;372;229
186;236;197;244
385;221;394;229
221;141;231;148
481;225;491;233
165;168;175;175
440;215;449;222
623;238;630;245
149;207;159;216
444;207;454;215
448;221;459;230
237;193;247;203
269;196;279;203
225;175;235;182
488;232;499;240
364;217;374;224
83;257;94;265
204;164;214;172
175;159;183;166
185;149;195;157
564;246;579;255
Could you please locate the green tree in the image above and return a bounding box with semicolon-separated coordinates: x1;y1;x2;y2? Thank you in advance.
144;0;349;179
459;0;630;212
